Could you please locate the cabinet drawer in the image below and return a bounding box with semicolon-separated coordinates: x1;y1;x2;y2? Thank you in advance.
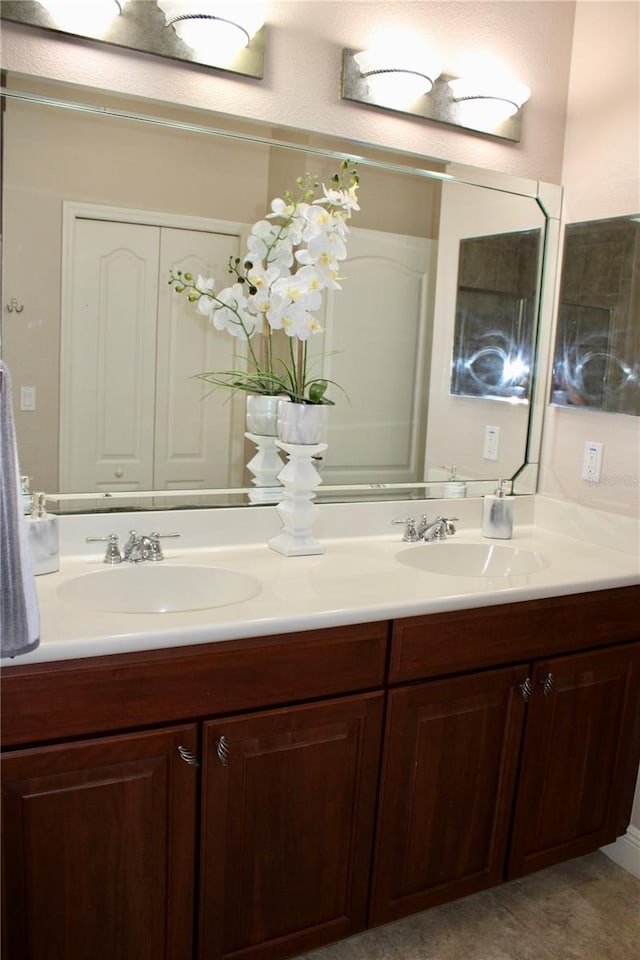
390;587;640;684
1;622;389;747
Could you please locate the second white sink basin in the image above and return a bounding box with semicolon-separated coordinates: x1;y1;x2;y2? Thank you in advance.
57;563;262;614
396;542;549;578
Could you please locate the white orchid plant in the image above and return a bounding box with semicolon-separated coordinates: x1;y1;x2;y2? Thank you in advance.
168;160;359;404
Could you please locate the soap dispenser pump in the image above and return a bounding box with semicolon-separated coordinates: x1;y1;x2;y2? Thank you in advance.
482;478;513;540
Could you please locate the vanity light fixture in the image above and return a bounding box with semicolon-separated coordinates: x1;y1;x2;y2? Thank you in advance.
352;45;443;109
2;1;265;78
37;0;127;33
341;47;529;142
448;76;530;124
156;1;264;64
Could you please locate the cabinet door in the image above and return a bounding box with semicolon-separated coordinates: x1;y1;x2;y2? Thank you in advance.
508;642;640;878
199;692;384;960
1;725;198;960
370;665;528;925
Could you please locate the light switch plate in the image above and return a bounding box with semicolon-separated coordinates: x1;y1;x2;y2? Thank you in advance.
582;441;603;482
483;425;500;461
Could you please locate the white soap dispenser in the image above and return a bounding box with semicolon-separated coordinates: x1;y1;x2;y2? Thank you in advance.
443;465;467;499
482;478;513;540
26;492;60;575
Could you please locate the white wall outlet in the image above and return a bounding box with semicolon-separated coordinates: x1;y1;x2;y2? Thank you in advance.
582;441;604;482
483;425;500;461
20;386;36;411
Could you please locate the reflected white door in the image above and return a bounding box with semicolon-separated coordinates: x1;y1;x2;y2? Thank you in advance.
155;227;240;490
60;218;241;492
315;228;434;484
60;219;159;492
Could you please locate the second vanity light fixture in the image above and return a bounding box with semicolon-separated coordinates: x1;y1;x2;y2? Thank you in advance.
341;45;530;141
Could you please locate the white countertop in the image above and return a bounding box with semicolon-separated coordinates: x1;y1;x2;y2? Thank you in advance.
5;511;638;665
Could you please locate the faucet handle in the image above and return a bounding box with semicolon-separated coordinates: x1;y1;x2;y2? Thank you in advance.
147;531;180;561
392;518;420;542
86;534;122;564
434;515;458;536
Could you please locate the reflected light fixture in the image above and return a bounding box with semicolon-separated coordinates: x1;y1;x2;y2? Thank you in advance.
37;0;127;33
157;1;264;63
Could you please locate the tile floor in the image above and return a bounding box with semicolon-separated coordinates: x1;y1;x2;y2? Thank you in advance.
300;853;640;960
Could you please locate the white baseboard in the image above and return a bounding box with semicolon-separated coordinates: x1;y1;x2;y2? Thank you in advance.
601;825;640;878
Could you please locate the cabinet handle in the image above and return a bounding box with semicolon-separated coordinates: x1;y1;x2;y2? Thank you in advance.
216;735;230;766
540;672;554;697
177;745;200;767
519;677;533;701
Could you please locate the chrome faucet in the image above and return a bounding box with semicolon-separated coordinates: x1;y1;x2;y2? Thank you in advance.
394;515;458;543
88;530;180;563
123;530;180;562
123;530;146;563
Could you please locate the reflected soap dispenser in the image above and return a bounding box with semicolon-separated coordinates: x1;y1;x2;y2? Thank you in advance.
443;465;467;499
482;478;513;540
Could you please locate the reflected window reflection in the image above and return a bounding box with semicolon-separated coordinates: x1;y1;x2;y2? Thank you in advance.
551;215;639;416
450;229;541;402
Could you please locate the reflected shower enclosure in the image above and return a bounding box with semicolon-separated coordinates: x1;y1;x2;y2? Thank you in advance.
551;215;639;416
450;229;541;402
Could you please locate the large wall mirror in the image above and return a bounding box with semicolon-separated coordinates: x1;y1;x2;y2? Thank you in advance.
0;74;561;512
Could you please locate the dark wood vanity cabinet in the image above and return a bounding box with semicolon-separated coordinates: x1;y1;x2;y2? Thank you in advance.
370;642;640;926
199;693;384;960
2;588;639;960
507;643;640;878
1;724;198;960
369;588;640;928
370;664;529;924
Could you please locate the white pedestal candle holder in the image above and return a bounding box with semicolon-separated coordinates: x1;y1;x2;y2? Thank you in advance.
268;442;328;556
245;433;284;504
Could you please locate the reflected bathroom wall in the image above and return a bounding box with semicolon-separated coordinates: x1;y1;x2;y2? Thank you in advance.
551;215;639;416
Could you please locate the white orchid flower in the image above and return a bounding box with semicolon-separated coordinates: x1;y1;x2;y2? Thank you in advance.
315;183;360;214
212;284;257;339
268;299;322;340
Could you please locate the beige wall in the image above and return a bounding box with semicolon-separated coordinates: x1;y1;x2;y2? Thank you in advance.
549;0;640;838
539;1;640;521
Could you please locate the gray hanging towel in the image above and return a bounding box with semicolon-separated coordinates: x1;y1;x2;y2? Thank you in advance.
0;360;40;657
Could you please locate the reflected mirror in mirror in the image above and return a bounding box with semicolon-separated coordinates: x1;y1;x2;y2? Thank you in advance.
0;75;557;512
451;229;541;402
551;214;639;416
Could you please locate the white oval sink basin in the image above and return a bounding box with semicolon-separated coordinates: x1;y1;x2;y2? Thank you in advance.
396;542;549;578
57;564;261;614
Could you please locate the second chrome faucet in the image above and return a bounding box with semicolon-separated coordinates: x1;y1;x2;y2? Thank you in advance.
394;515;458;543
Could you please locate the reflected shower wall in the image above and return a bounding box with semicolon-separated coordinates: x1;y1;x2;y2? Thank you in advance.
551;215;639;416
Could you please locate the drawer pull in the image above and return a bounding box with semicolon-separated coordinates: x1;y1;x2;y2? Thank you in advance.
540;672;554;697
177;745;200;767
216;735;230;767
519;677;533;702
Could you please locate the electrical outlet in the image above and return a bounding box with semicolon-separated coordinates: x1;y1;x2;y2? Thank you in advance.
582;441;603;482
483;425;500;461
20;386;36;411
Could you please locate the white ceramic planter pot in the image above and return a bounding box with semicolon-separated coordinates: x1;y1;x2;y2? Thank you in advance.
245;394;281;436
277;400;328;445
